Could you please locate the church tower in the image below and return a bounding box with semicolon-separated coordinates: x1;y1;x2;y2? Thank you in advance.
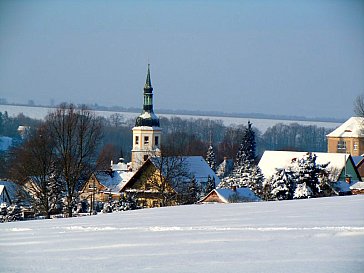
131;64;162;171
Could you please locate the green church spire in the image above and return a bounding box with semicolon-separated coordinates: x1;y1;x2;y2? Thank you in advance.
135;64;160;127
144;64;153;92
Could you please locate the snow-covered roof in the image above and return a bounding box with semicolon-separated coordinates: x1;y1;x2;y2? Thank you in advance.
258;151;351;180
350;181;364;190
138;112;159;120
201;188;260;203
352;156;364;166
111;161;129;172
132;126;161;130
183;156;220;184
150;156;220;185
95;171;134;193
331;181;354;194
0;136;12;151
326;117;364;138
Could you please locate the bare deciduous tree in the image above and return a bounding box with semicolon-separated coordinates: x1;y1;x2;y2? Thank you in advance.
354;95;364;117
9;124;61;218
46;103;103;217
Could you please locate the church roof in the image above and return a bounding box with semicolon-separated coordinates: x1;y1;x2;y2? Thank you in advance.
326;117;364;138
135;112;160;127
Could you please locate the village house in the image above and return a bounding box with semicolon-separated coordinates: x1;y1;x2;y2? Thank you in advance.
327;117;364;156
120;156;220;208
259;151;361;195
199;187;260;204
79;161;134;205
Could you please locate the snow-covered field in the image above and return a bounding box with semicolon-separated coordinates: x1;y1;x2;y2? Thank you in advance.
1;195;363;273
0;105;341;133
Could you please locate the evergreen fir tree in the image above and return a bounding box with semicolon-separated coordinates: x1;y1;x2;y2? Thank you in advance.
292;152;323;198
187;178;198;204
217;176;234;189
220;121;261;196
247;165;264;196
48;174;64;214
235;121;256;167
204;175;216;195
270;169;292;200
205;144;217;172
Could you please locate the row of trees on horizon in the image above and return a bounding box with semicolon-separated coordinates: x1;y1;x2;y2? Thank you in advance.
0;108;333;169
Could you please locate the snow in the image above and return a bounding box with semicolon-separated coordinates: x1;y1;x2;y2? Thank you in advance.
1;195;363;273
326;117;364;138
138;111;159;120
0;105;341;133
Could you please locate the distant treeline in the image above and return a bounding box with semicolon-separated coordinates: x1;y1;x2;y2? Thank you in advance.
0;100;344;123
0;111;333;170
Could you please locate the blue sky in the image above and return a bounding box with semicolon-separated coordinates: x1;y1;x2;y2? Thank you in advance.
0;0;363;119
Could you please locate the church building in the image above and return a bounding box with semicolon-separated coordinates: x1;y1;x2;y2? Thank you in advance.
131;65;162;171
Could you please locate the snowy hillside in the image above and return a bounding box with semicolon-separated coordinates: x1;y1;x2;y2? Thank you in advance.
1;195;364;273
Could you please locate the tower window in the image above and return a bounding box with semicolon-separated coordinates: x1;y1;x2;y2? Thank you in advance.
144;136;149;145
143;155;149;161
155;136;159;146
135;136;139;145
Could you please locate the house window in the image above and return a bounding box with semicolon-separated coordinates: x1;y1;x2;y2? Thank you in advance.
155;136;159;146
144;136;149;145
354;142;358;151
135;136;139;145
337;140;346;151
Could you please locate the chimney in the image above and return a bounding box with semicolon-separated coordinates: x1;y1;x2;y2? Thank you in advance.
345;176;351;184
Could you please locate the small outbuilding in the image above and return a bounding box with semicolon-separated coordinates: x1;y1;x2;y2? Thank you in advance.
199;187;261;204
